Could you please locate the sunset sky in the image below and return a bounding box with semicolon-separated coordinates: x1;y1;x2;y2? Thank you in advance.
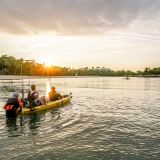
0;0;160;70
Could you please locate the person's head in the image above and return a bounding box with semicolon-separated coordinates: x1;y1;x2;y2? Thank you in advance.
13;92;19;98
31;84;36;91
51;86;55;91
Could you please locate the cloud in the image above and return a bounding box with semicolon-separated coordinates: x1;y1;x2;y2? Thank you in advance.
0;0;160;35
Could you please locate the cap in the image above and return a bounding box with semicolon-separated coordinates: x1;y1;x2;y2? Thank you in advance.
13;92;19;98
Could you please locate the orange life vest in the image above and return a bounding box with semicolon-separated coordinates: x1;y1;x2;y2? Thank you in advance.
4;98;19;111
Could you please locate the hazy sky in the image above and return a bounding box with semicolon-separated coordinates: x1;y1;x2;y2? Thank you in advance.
0;0;160;70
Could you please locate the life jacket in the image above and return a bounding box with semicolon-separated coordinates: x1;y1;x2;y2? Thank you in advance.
4;98;19;111
28;91;39;100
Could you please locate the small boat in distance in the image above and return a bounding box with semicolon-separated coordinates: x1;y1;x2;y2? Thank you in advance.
125;76;130;80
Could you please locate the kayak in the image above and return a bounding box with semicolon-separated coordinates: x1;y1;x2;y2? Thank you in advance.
17;95;71;115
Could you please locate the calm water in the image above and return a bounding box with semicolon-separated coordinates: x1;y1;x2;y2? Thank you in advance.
0;77;160;160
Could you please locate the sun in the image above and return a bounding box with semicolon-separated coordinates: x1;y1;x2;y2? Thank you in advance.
38;57;55;67
44;59;54;67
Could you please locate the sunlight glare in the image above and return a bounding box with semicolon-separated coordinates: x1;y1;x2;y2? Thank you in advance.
45;59;54;67
39;57;55;67
46;80;51;98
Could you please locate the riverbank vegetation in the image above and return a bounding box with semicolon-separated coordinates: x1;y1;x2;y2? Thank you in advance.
0;55;160;77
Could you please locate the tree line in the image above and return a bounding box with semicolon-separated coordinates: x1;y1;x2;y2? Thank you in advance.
0;55;160;76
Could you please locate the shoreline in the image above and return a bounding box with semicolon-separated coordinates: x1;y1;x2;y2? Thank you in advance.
0;75;160;80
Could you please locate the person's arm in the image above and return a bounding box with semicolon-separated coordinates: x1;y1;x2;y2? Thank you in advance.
59;94;63;99
18;99;23;112
3;99;8;109
3;104;7;110
57;92;62;99
27;91;31;100
34;92;39;99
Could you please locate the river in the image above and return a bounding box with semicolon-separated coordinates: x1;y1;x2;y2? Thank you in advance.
0;77;160;160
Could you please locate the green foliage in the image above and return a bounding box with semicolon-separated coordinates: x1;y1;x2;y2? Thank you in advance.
0;55;160;76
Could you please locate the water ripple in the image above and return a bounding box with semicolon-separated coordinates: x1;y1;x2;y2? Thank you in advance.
0;77;160;160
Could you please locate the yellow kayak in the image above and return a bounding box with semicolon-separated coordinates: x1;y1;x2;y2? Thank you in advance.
17;96;71;115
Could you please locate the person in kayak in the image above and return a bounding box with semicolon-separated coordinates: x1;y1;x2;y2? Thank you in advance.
27;84;41;107
27;84;48;108
4;92;23;118
48;86;62;101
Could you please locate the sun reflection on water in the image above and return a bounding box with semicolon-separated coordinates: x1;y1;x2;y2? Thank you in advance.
46;80;51;98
